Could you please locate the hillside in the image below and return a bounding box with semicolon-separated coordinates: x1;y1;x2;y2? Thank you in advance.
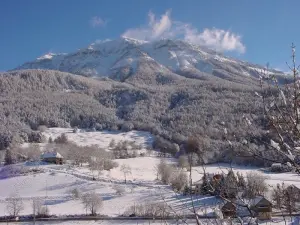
0;69;267;164
15;38;284;85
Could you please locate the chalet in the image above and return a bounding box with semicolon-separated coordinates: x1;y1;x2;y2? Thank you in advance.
41;152;63;165
221;201;236;218
250;196;272;220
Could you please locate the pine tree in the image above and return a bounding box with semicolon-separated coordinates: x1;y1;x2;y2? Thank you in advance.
223;170;238;199
4;149;13;165
237;172;246;189
213;175;225;196
200;173;210;195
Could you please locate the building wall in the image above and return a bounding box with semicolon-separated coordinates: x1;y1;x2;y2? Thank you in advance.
43;158;63;164
257;212;271;220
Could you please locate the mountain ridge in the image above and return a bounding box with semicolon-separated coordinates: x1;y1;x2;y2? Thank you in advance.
14;37;284;84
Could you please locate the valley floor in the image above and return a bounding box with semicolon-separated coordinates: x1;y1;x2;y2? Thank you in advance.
0;128;300;224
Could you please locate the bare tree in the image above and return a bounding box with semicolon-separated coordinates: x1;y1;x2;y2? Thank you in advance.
32;197;44;219
113;185;125;196
243;171;268;198
178;155;189;169
81;192;103;215
156;159;173;184
272;183;284;210
283;185;299;214
70;188;81;199
171;169;188;192
120;164;132;183
6;194;24;217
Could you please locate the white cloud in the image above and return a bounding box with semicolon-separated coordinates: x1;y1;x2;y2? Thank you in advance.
90;16;107;28
122;10;173;41
183;26;245;53
122;10;246;54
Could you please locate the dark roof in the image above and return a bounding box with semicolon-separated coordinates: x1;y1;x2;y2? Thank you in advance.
221;201;236;211
41;152;63;159
250;196;272;207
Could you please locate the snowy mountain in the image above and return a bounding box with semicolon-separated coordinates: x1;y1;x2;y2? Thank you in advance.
15;37;284;83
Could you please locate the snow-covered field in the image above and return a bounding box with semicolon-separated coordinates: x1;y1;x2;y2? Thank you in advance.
42;128;153;149
4;217;298;225
1;128;300;223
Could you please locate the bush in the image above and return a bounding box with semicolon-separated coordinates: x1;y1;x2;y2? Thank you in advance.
124;202;170;217
270;163;292;173
37;125;47;132
113;185;125;196
103;159;118;171
178;155;189;169
109;139;116;148
70;188;81;199
73;127;79;133
54;134;68;144
171;170;188;192
28;132;46;143
156;160;173;184
0;165;30;179
121;122;134;132
153;136;179;156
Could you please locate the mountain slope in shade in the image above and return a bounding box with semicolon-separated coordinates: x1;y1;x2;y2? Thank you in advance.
15;37;284;84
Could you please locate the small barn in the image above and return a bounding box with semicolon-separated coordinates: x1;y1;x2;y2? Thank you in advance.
41;152;63;164
221;201;236;218
250;196;272;220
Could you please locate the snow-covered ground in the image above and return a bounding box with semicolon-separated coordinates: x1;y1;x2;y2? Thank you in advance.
4;217;298;225
41;128;154;149
191;164;300;188
1;128;300;221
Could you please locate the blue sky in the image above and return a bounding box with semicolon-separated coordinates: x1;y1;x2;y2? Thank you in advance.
0;0;299;71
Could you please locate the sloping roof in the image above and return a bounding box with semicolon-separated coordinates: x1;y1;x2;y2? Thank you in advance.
41;152;63;159
250;196;272;207
221;201;236;211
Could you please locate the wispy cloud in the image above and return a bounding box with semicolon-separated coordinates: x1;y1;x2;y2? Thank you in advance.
122;10;172;41
90;16;107;28
122;10;246;54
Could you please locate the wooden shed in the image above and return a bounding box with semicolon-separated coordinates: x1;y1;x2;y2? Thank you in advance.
250;196;272;220
41;152;63;165
221;201;236;218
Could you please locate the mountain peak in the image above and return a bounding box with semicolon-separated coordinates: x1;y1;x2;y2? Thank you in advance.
14;38;284;84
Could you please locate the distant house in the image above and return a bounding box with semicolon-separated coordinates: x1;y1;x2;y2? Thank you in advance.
41;152;63;164
221;201;236;218
250;196;272;220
